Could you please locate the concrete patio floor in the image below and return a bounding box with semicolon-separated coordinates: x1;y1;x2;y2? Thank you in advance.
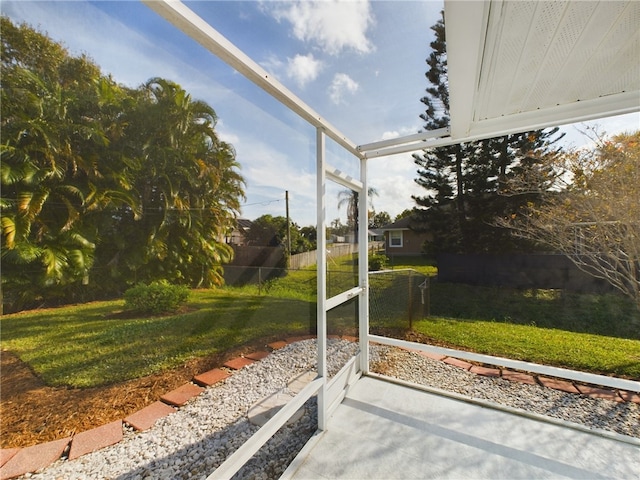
282;375;640;479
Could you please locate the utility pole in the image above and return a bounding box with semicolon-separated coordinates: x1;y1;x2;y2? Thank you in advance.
285;190;291;258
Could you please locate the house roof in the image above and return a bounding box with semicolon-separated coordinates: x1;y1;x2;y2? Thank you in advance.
380;216;416;231
236;218;252;231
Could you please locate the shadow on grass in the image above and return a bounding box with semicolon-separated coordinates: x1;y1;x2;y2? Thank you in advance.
428;282;640;340
1;293;316;388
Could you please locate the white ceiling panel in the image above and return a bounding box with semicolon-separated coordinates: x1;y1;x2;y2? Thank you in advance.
446;0;640;140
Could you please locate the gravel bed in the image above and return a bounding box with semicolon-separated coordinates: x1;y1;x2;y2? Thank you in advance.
23;340;639;479
370;346;640;439
24;339;361;480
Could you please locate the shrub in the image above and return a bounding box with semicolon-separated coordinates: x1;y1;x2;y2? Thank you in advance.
369;253;388;271
123;281;190;315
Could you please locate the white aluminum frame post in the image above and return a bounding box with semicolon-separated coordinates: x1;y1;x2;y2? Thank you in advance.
316;128;328;431
358;156;370;375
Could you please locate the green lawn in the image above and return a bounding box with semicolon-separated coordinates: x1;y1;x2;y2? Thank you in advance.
2;254;639;388
426;283;640;339
386;254;438;276
411;317;640;378
1;290;314;388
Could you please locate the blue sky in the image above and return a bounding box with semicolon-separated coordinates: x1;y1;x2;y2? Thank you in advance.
3;1;638;227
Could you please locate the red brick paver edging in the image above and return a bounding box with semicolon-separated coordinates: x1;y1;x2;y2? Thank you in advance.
443;357;473;370
224;356;255;370
125;401;177;431
576;384;625;403
194;368;230;387
246;351;270;361
501;370;537;385
68;420;123;460
0;438;70;480
268;340;288;350
160;383;205;407
619;390;640;404
0;450;19;469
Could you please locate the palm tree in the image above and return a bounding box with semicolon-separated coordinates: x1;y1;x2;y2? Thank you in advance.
1;62;106;307
102;78;245;287
337;187;378;241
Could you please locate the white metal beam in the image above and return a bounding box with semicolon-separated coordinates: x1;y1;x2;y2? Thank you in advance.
358;156;370;374
464;91;640;140
325;165;363;193
142;0;363;160
364;97;640;159
363;138;454;159
369;334;640;393
357;127;450;153
326;286;363;312
316;128;328;432
206;377;323;479
444;0;640;146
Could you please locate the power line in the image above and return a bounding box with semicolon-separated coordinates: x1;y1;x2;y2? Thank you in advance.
241;198;283;207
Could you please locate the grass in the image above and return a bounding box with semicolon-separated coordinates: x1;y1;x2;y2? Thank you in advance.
386;254;438;276
410;318;640;378
1;290;314;388
428;283;640;340
2;253;639;387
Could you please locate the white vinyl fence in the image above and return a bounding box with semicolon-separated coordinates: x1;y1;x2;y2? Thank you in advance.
290;242;383;269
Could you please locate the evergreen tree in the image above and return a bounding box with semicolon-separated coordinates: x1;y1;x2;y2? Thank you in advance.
412;11;563;254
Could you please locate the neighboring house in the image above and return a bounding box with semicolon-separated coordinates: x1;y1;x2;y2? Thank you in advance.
226;218;253;246
330;234;346;244
368;229;384;242
380;216;431;255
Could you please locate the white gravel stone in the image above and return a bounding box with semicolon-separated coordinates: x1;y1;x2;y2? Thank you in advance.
23;339;638;480
371;346;640;439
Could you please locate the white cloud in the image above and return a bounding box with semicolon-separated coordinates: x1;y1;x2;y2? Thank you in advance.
287;54;323;88
381;130;401;140
329;73;359;104
259;54;286;78
216;121;240;146
267;0;375;55
368;152;423;220
381;125;421;141
240;141;314;200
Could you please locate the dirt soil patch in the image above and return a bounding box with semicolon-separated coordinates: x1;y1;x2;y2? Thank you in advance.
0;337;281;449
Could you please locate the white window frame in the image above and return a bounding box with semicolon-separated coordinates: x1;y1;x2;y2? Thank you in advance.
389;230;403;248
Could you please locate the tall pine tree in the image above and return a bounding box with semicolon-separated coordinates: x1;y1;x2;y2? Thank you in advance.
412;11;563;254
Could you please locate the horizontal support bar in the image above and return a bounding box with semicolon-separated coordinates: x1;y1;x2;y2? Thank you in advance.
325;165;363;192
207;376;324;479
365;95;640;159
367;334;640;393
357;127;450;152
463;91;640;141
143;0;363;159
326;286;363;311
